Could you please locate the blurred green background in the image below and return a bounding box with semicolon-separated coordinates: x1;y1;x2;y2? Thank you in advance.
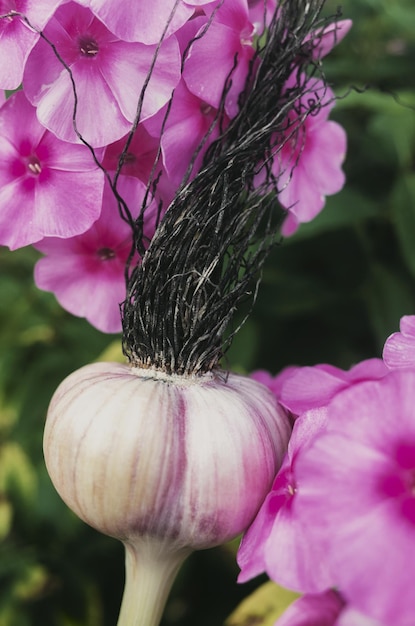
1;0;415;624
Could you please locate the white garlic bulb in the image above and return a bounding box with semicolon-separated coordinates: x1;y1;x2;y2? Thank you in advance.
44;361;291;626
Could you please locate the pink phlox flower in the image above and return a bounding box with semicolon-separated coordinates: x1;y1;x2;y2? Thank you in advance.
304;19;352;60
383;315;415;370
270;75;346;236
76;0;193;44
237;406;332;593
273;590;385;626
335;606;387;626
251;366;299;400
246;0;277;34
102;124;161;184
166;13;232;184
34;177;157;333
0;0;62;89
23;1;181;147
0;90;104;250
279;358;388;417
173;13;208;55
146;78;229;186
183;0;255;118
184;0;219;6
102;124;174;222
294;369;415;626
273;590;345;626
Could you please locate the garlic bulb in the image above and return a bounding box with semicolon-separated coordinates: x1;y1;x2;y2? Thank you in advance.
44;361;291;626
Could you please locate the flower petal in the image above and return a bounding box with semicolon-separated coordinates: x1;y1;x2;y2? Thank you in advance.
274;590;345;626
85;0;192;44
383;315;415;369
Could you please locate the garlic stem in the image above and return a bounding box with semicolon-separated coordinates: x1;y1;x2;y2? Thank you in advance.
117;541;190;626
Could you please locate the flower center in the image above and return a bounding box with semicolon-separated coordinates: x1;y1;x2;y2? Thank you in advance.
120;152;136;166
240;25;253;47
97;247;116;261
78;35;99;57
379;442;415;504
287;483;296;497
27;156;42;175
0;1;18;22
200;102;213;116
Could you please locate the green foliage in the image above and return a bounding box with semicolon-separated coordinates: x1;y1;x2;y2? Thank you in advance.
392;174;415;276
1;1;415;625
225;582;299;626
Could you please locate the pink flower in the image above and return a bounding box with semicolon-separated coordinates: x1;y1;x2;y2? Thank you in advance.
238;358;388;592
102;125;160;183
279;358;388;416
294;369;415;626
140;14;232;187
274;76;347;236
0;91;104;250
250;359;388;418
250;367;299;400
273;590;386;626
274;590;345;626
23;1;181;146
147;78;229;186
183;0;255;118
247;0;276;34
250;19;351;235
237;407;332;592
76;0;193;44
336;606;387;626
34;177;157;333
0;0;62;89
102;124;176;212
383;315;415;369
305;19;352;60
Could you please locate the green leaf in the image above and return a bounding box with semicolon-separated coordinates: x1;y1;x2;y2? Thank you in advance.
0;500;12;541
334;89;415;116
369;110;415;169
0;399;18;435
95;339;124;363
226;319;260;373
364;262;415;349
288;187;380;242
0;606;30;626
0;443;37;506
13;565;48;601
391;174;415;277
225;581;299;626
383;2;415;39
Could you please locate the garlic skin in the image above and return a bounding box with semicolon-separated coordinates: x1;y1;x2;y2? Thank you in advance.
44;362;290;548
43;362;291;625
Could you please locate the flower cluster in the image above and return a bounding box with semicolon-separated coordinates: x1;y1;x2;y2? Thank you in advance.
239;315;415;626
0;1;349;332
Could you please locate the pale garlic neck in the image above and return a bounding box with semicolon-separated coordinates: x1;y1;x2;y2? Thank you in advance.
117;541;190;626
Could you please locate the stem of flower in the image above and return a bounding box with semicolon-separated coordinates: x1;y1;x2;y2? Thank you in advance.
117;541;190;626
